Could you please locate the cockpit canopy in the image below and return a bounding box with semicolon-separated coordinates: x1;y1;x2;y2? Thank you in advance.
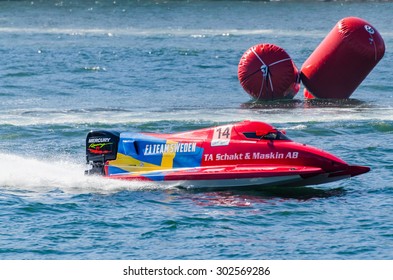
233;120;290;141
243;130;290;140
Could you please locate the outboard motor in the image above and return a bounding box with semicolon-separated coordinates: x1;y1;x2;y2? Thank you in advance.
85;131;120;175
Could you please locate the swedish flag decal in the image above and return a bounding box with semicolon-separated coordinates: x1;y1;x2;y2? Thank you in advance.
106;133;203;177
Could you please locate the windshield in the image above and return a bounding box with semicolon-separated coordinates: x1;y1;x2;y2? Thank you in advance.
243;130;290;140
261;130;290;140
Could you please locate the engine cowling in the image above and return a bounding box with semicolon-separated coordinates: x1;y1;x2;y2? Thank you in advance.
85;131;120;175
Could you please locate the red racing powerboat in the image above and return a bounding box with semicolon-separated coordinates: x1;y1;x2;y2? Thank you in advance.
85;120;369;189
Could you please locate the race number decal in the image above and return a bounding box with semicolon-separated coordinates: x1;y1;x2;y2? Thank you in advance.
211;125;232;146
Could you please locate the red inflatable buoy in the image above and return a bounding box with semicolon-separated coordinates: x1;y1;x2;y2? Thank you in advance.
238;43;300;101
301;17;385;99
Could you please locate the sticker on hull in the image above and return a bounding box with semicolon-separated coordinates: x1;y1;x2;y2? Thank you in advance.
211;125;232;146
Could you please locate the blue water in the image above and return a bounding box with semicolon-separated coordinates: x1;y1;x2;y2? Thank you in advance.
1;0;392;260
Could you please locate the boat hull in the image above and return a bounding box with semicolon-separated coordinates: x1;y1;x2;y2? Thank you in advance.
85;121;370;189
104;165;360;190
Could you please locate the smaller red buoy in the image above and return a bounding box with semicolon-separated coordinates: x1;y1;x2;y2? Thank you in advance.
238;43;300;101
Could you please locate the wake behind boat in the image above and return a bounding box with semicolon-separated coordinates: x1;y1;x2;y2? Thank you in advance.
85;120;369;189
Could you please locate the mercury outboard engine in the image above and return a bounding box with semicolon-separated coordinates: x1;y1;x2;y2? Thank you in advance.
85;131;120;175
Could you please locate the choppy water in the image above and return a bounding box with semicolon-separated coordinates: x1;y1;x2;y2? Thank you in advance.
0;0;392;260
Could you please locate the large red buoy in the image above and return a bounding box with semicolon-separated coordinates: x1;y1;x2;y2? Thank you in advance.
238;43;300;101
301;17;385;99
